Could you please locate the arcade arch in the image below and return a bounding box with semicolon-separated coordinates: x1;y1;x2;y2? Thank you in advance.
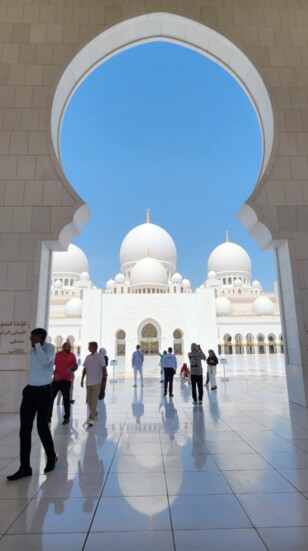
42;11;307;407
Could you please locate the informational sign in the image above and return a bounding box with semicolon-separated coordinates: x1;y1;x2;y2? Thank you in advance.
219;358;229;382
110;359;118;383
0;321;30;355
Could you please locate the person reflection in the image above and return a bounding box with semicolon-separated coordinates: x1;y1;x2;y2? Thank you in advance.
96;400;108;446
78;428;105;512
192;406;209;470
180;380;191;403
131;387;144;425
12;426;74;540
160;397;179;442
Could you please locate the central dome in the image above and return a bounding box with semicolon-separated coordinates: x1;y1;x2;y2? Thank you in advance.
120;221;176;274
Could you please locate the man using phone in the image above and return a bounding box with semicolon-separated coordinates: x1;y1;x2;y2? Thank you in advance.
7;328;58;481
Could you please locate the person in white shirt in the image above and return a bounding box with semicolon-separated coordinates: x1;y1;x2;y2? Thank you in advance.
162;347;177;397
132;345;144;387
81;342;107;426
7;328;57;481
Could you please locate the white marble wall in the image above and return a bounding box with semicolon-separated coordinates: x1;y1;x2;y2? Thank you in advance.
1;0;308;409
80;287;218;371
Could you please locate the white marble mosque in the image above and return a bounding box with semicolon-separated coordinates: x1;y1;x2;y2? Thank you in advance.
48;213;282;368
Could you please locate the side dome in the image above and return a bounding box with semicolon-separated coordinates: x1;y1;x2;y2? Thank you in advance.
234;278;242;287
54;279;63;289
215;296;233;315
106;279;115;289
120;222;177;274
65;297;82;317
171;273;182;283
52;244;89;275
252;280;261;288
182;278;191;288
80;271;90;281
253;296;274;315
130;257;168;289
208;241;251;276
115;273;125;283
207;270;217;280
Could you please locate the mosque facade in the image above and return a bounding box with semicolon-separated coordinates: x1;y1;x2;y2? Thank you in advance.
48;216;282;369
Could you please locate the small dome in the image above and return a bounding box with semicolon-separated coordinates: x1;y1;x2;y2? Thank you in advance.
130;257;168;288
252;280;261;288
65;297;82;317
54;279;63;289
171;273;183;283
215;296;233;315
208;241;251;275
80;271;90;281
253;296;274;315
115;273;125;283
234;278;242;287
182;278;191;288
207;271;217;280
106;279;115;289
52;244;89;275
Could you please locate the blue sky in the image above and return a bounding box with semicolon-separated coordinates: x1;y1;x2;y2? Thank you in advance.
61;41;276;291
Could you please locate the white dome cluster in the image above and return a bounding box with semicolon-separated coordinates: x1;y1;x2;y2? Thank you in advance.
105;215;191;294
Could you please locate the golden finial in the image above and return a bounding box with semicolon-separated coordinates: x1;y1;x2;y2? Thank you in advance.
146;208;150;223
226;230;229;243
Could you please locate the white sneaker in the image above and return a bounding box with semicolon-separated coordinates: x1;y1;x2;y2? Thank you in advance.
87;419;94;426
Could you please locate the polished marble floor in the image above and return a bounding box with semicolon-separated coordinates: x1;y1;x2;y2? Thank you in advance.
1;364;308;550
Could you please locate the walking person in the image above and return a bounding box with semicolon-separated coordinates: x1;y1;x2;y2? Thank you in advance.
81;342;107;426
207;349;219;390
49;341;78;425
132;345;144;387
188;343;206;405
162;347;177;397
7;328;58;481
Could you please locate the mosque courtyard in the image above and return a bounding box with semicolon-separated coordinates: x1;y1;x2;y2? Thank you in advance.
1;357;308;550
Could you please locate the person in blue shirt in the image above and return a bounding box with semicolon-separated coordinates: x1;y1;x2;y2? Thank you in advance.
7;328;58;481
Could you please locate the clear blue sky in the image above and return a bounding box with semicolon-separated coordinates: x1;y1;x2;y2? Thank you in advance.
61;41;276;291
